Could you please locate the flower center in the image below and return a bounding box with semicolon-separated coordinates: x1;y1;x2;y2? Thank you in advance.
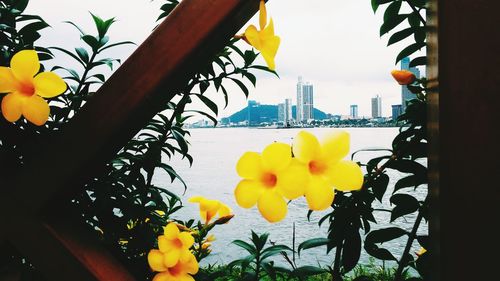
261;172;277;188
168;261;183;276
309;160;327;175
19;82;35;96
173;238;183;248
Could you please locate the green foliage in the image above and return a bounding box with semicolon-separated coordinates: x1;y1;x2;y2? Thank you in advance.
228;231;292;281
372;0;427;65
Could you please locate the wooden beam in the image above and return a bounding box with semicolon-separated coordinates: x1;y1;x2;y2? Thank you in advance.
3;214;135;281
430;0;500;280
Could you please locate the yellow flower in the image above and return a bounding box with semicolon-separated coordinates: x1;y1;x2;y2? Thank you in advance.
292;131;364;211
234;142;309;223
188;196;233;224
205;234;216;242
0;50;66;125
391;70;416;85
148;249;199;281
243;0;280;70
156;223;195;267
416;247;427;257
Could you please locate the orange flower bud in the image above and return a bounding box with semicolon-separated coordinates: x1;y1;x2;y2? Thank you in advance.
391;70;416;85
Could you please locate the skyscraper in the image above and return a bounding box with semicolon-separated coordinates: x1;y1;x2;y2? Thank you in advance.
296;76;303;122
371;95;382;118
284;98;292;124
350;105;358;119
401;57;421;111
296;76;314;123
278;98;293;125
302;83;314;121
392;104;403;121
247;100;260;126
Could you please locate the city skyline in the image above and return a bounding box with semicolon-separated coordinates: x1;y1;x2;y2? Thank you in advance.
26;0;424;119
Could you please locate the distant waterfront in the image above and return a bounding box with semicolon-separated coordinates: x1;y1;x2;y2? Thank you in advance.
152;127;428;266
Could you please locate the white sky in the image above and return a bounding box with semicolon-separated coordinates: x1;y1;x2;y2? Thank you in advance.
26;0;424;118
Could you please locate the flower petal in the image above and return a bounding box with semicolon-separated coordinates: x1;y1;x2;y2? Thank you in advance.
188;196;204;203
236;152;263;180
163;248;181;267
321;130;350;161
177;276;195;281
148;249;167;272
293;131;321;163
163;223;180;240
10;50;40;83
260;36;280;71
328;160;364;192
183;252;199;275
262;142;291;171
152;272;171;281
178;232;194;249
1;93;25;122
257;190;287;222
234;179;263;208
218;203;232;217
305;176;334;211
33;72;66;98
276;159;309;200
21;94;49;126
244;25;261;50
0;67;18;93
158;235;174;253
259;0;267;30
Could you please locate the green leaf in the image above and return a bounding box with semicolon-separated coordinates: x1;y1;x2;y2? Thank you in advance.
261;245;292;261
97;41;135;53
387;27;414;46
410;56;427;67
371;0;380;13
342;228;361;272
64;21;86;36
13;0;29;12
195;94;218;115
90;13;115;39
364;243;397;261
81;35;100;51
366;227;408;244
380;14;408;36
390;193;420;221
230;78;249;97
297;238;330;256
291;266;327;278
408;12;421;27
75;47;89;63
384;0;402;22
396;42;426;64
232;239;257;255
385;159;427;176
49;47;85;67
394;175;426;193
372;173;389;202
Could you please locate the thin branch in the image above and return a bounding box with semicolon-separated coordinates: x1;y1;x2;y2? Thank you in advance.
404;0;426;25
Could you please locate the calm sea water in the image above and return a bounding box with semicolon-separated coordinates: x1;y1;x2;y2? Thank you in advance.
152;127;428;267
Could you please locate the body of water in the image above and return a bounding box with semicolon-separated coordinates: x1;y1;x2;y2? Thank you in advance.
152;127;427;267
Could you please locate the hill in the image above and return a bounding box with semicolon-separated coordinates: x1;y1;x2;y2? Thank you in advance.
227;104;329;123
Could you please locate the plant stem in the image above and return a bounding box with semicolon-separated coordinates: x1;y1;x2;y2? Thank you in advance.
393;196;427;281
74;51;97;96
332;236;344;281
404;0;426;25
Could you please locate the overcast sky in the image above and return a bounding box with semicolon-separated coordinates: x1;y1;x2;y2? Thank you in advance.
26;0;424;118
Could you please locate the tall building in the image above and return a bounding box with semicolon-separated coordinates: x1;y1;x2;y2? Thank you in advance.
296;76;314;123
296;76;303;122
401;57;421;111
371;95;382;118
392;104;403;121
247;100;260;126
284;98;293;124
278;98;293;125
302;83;314;121
350;105;358;119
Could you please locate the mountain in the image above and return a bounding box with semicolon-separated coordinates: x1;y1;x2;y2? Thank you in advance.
227;104;329;123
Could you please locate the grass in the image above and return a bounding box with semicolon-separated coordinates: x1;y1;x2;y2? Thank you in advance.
202;258;414;281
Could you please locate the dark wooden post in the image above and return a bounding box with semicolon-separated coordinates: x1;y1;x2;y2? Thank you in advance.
429;1;500;280
0;1;263;280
